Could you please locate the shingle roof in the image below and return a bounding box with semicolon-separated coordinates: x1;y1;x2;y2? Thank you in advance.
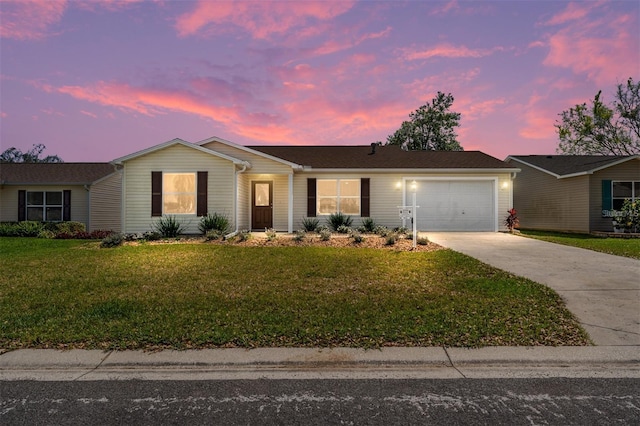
249;145;515;169
507;155;638;176
0;163;117;185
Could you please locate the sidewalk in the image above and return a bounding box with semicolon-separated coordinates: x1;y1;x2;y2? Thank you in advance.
1;347;639;381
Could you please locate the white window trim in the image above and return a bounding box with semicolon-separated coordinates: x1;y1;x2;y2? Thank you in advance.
316;178;361;216
26;190;63;222
163;172;197;215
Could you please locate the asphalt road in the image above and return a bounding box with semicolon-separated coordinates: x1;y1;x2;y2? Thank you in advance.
2;378;639;425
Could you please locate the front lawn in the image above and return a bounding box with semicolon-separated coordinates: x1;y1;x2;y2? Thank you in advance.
0;238;589;350
519;230;640;259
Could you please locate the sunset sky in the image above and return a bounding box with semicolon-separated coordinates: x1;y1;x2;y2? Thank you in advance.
1;0;638;162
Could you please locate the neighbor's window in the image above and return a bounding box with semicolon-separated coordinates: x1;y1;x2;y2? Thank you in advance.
613;181;640;210
317;179;360;215
163;173;196;214
27;191;63;221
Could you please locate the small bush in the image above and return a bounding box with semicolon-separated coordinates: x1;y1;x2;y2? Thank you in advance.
101;233;124;248
55;221;86;235
336;225;351;234
385;233;398;246
152;215;184;238
0;222;19;237
373;225;390;237
417;237;429;246
318;228;332;241
37;229;56;239
350;230;365;244
394;226;409;235
360;217;377;233
237;229;251;242
265;228;277;241
15;221;45;237
327;212;352;231
504;208;519;232
205;229;224;241
293;229;306;242
301;217;320;232
199;212;230;234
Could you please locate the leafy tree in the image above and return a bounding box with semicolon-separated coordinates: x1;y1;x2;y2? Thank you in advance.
0;144;63;163
385;92;463;151
555;78;640;156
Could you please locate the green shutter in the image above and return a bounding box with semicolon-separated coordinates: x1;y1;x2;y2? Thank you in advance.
602;180;612;210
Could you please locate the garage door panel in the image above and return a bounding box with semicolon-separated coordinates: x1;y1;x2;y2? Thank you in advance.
410;181;494;231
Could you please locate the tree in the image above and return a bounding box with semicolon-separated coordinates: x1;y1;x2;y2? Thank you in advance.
0;144;63;163
385;92;463;151
555;78;640;156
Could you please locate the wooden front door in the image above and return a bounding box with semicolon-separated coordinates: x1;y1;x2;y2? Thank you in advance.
251;181;273;230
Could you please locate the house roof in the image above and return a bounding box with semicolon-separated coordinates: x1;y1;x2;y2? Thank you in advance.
0;162;117;185
506;155;639;178
112;138;250;167
249;145;516;170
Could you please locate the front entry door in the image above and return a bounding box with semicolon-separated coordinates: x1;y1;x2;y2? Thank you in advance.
252;181;273;230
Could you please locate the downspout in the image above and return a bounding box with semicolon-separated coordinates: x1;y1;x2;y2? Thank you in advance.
228;162;248;238
84;184;91;231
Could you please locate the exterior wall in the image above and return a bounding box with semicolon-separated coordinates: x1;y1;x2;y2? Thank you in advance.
201;141;293;174
508;161;590;232
238;173;291;231
291;172;513;232
590;160;640;231
89;171;122;232
0;185;90;227
121;144;236;234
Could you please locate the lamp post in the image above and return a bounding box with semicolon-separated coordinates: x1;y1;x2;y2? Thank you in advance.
410;180;417;248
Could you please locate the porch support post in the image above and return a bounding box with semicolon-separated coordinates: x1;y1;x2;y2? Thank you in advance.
288;173;294;233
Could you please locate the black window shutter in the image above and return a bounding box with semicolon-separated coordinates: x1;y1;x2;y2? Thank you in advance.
602;180;612;210
151;171;162;217
63;190;71;221
361;178;370;217
307;178;316;217
197;171;208;217
18;190;26;221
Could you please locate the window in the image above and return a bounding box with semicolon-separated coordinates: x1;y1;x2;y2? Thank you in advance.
163;173;196;214
26;191;63;221
317;179;360;215
613;181;640;210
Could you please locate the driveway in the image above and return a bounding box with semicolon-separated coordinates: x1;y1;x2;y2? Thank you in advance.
425;232;640;346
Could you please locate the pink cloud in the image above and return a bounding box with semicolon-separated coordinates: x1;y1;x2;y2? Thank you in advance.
80;110;98;118
402;43;507;61
0;0;67;40
311;26;391;56
542;1;592;26
175;0;355;39
517;95;557;140
0;111;7;118
542;4;638;85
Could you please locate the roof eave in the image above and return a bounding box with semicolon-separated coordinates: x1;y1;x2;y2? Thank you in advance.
297;167;520;173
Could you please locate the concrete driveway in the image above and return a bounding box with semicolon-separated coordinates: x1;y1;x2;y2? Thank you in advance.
425;232;640;346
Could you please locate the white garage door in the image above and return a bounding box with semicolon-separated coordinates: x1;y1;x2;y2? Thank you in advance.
410;180;495;231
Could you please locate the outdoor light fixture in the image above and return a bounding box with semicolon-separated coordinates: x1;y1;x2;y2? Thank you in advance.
501;181;509;189
410;180;417;192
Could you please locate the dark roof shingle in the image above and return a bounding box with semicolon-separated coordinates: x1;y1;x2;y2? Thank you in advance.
249;145;514;169
0;163;117;185
508;155;638;176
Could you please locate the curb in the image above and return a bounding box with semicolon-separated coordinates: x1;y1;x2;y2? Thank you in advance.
1;347;639;380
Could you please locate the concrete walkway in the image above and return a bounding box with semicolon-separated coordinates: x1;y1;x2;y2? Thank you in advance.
426;232;640;346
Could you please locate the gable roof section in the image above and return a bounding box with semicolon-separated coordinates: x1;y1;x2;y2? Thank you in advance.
112;138;249;166
506;155;639;178
196;136;304;169
0;162;116;185
249;145;517;171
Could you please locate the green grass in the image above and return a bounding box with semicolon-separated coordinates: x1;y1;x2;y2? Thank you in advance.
519;230;640;259
0;238;590;350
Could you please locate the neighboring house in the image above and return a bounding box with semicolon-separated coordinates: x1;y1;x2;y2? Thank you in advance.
0;162;121;232
505;155;640;233
112;137;519;234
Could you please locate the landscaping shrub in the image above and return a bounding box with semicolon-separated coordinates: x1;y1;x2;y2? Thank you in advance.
350;230;365;243
54;221;86;235
318;228;332;241
327;212;352;231
152;215;184;238
15;221;45;237
265;228;277;241
417;237;429;246
301;217;320;232
504;208;519;232
336;225;351;234
360;217;377;233
198;212;230;235
0;222;19;237
37;229;56;239
385;233;398;246
293;229;306;242
236;230;251;242
100;233;124;248
205;229;224;241
373;225;391;237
